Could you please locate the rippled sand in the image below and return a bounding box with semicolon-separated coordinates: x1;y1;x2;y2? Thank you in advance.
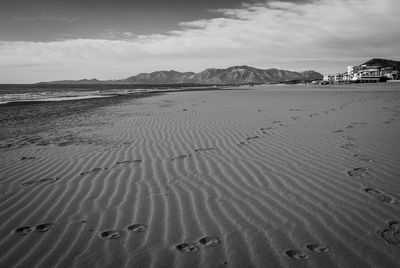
1;85;400;267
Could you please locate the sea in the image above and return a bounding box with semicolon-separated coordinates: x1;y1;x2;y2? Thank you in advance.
0;84;196;105
1;82;400;105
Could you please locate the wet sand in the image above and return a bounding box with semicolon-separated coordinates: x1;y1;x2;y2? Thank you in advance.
1;85;400;267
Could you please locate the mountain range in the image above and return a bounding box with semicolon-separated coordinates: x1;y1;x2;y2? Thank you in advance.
39;65;323;85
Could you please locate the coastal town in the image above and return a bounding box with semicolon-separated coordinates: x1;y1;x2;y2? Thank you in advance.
324;63;399;84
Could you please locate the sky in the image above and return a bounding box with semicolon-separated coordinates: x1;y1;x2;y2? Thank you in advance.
0;0;399;83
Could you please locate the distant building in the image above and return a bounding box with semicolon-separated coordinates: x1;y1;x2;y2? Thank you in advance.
347;65;366;76
326;64;399;84
351;66;381;82
334;73;344;83
381;67;399;80
324;74;335;83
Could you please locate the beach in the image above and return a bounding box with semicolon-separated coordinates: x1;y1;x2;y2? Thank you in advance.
1;84;400;267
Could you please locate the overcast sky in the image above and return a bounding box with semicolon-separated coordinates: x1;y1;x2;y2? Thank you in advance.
1;0;399;83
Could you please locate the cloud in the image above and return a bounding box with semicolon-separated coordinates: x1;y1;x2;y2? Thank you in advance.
1;0;399;83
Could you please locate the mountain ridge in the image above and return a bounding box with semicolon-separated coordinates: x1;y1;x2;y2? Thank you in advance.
38;65;323;85
362;58;400;68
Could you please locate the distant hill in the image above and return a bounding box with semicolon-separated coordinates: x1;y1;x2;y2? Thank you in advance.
363;58;400;69
122;70;196;84
39;66;323;85
42;78;103;85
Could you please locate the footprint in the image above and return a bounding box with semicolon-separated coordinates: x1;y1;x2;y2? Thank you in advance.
353;154;374;162
194;147;215;152
343;135;357;141
20;156;36;160
35;178;60;184
284;249;309;260
332;130;344;133
262;127;276;130
340;143;355;150
20;177;60;186
20;180;38;186
14;226;32;235
80;167;108;176
291;117;301;121
170;154;191;161
237;142;246;147
100;230;120;239
199;236;220;247
380;221;400;246
115;160;142;165
246;136;259;141
363;188;396;204
306;244;329;253
127;224;146;232
347;167;369;177
176;243;199;253
35;223;55;233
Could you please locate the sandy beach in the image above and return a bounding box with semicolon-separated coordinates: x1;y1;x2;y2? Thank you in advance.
1;84;400;267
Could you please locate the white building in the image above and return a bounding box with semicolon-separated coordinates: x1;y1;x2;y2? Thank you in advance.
326;64;397;84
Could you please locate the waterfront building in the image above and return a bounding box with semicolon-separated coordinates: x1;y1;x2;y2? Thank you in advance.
327;64;399;84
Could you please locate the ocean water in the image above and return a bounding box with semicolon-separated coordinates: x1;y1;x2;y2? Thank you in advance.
1;82;399;105
0;84;191;105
